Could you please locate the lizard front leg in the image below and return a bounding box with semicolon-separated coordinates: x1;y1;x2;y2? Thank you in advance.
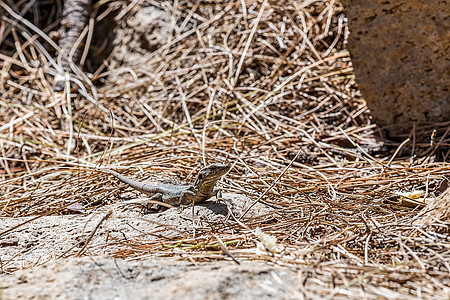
214;188;223;201
176;190;197;206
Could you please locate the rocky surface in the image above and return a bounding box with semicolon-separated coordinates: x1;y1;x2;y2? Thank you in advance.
0;193;286;299
1;257;299;300
0;193;272;273
342;0;450;138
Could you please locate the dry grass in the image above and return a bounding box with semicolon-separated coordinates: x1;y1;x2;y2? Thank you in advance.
0;0;449;298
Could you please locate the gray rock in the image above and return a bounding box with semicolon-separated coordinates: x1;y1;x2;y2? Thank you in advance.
1;257;299;300
342;0;450;138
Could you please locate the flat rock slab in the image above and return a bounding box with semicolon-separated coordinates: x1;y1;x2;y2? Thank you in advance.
342;0;450;138
1;256;298;300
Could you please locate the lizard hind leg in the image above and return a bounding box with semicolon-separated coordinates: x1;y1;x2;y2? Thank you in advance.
142;193;163;211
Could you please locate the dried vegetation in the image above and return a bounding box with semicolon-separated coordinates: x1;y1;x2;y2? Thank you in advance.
0;0;449;298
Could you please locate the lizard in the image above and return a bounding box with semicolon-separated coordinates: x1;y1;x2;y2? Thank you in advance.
104;163;230;207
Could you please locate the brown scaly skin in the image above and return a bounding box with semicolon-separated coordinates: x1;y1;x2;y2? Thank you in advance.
105;163;230;207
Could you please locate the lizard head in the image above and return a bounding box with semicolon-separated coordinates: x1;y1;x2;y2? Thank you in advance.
194;163;230;195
